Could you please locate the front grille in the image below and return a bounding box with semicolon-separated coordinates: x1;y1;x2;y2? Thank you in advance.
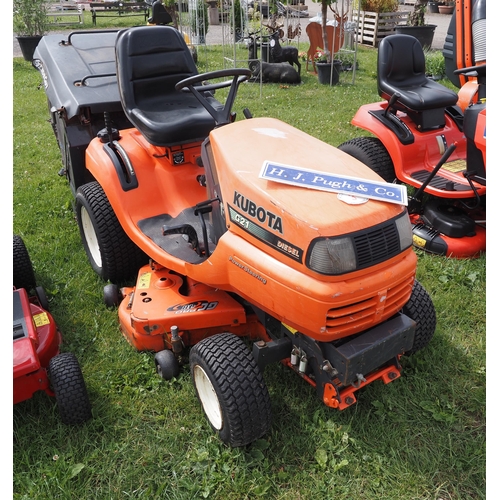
324;276;414;338
354;222;401;268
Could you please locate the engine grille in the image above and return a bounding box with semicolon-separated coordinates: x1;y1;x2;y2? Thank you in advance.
354;221;401;269
324;275;414;338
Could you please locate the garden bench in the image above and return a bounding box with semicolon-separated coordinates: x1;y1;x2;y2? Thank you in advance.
89;2;150;26
47;0;84;26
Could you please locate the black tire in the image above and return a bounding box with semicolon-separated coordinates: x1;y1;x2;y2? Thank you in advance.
338;137;396;183
103;283;122;308
154;350;180;380
13;235;36;291
402;280;437;355
75;181;148;282
190;333;272;447
35;286;50;311
48;352;92;425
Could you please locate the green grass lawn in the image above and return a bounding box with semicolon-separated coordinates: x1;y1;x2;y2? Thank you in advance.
12;20;486;500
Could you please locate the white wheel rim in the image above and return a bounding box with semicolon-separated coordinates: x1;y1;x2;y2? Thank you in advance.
80;206;102;268
193;365;223;430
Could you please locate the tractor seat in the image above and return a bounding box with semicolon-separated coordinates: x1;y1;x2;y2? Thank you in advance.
377;34;458;130
115;26;221;147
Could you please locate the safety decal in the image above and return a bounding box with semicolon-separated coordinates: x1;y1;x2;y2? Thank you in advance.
33;312;50;328
228;205;303;263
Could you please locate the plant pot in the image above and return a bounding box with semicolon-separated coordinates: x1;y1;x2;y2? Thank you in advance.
395;24;437;49
438;5;454;14
316;60;342;85
16;35;43;61
427;2;439;13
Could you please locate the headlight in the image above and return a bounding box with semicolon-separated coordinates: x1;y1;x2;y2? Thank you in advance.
307;212;412;275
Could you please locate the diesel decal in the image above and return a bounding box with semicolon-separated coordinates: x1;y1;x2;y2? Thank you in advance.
167;301;218;314
229;205;303;263
233;191;283;233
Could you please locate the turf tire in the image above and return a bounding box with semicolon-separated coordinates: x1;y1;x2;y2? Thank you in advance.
75;181;148;282
338;137;396;183
402;280;437;355
190;333;272;447
48;352;92;425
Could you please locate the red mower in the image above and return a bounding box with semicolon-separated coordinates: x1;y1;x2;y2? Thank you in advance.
34;25;436;446
338;0;486;259
13;235;92;424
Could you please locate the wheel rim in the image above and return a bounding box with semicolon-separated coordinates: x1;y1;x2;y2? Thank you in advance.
193;365;223;430
80;206;102;268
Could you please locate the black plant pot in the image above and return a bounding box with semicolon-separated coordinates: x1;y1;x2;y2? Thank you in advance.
428;2;439;13
17;35;43;62
316;60;342;85
395;24;437;49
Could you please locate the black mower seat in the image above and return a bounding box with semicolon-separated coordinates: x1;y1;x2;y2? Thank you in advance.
377;34;458;130
115;26;220;147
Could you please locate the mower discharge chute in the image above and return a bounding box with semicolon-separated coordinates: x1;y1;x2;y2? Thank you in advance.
339;0;486;259
34;25;436;447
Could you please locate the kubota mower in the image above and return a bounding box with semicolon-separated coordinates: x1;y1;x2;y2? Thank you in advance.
339;0;486;259
34;25;436;446
13;235;92;425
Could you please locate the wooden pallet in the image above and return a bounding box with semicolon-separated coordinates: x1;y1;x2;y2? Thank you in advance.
352;10;409;47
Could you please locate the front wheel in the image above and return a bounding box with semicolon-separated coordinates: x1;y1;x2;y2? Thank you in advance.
190;333;272;447
403;280;436;355
338;137;396;183
75;181;148;282
48;352;92;425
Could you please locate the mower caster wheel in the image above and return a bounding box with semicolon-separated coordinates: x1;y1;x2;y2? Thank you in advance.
48;352;92;425
190;333;272;447
154;350;180;380
103;284;122;308
13;234;36;292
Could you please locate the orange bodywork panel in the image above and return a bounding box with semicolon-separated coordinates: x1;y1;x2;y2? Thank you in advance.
85;116;416;342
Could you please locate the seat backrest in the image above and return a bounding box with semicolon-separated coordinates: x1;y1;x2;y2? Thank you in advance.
377;34;427;101
116;26;197;110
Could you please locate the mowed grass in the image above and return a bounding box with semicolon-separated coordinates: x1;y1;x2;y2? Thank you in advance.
13;20;486;500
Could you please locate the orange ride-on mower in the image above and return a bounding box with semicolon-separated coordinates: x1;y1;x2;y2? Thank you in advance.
13;235;92;425
338;0;486;259
34;25;436;446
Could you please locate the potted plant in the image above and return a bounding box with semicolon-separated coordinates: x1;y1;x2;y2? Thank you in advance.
314;48;342;85
13;0;50;61
395;0;437;49
438;0;454;14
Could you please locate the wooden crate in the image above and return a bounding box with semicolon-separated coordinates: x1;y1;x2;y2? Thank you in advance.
352;10;409;47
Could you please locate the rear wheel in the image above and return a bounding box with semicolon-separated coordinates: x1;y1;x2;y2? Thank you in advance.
190;333;272;447
75;181;148;282
48;352;92;425
13;235;36;292
338;137;396;183
403;280;436;355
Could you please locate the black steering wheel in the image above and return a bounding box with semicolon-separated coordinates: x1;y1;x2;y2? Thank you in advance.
175;68;252;126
